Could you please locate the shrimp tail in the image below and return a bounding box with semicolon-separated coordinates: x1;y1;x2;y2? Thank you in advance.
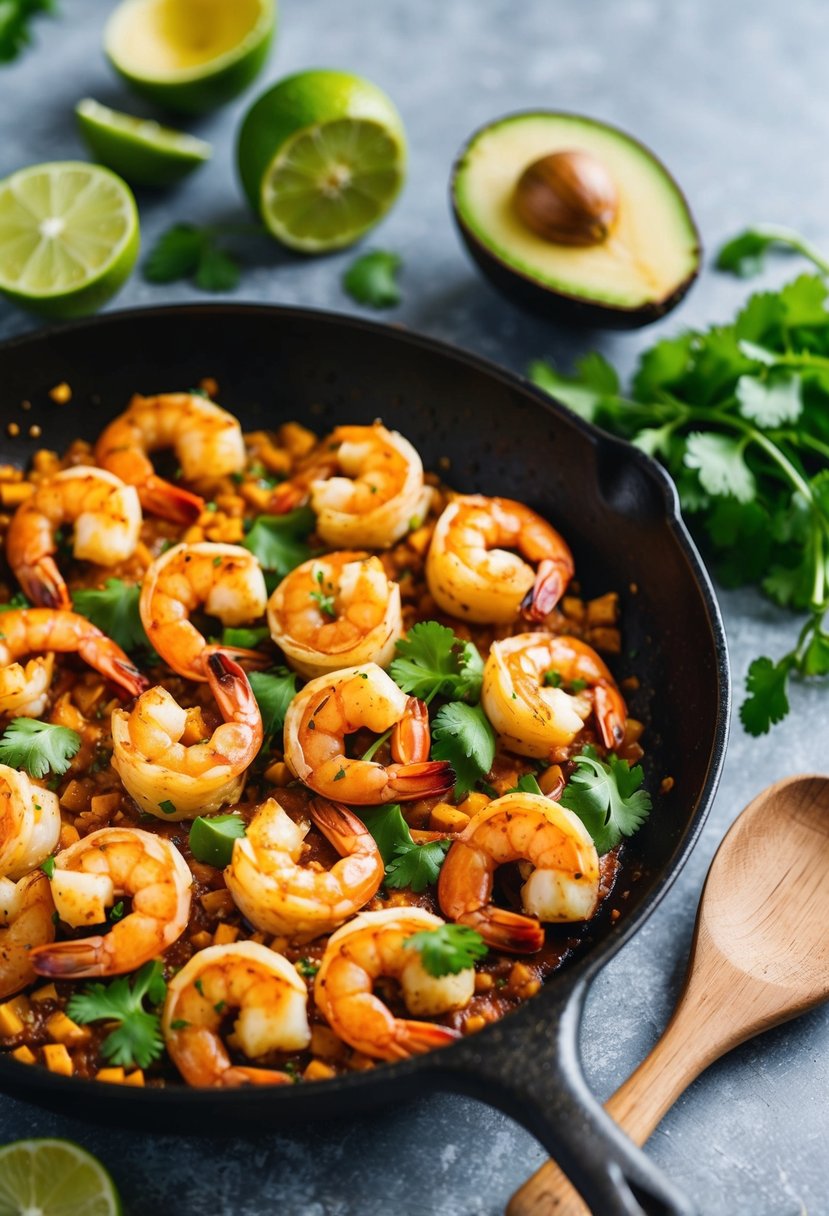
310;798;370;853
112;659;151;697
221;1066;296;1087
390;697;431;764
395;1020;460;1057
76;636;149;697
267;482;310;514
22;561;71;611
139;475;204;525
30;936;110;978
594;684;627;750
463;907;546;954
205;651;263;743
387;760;455;801
520;557;572;621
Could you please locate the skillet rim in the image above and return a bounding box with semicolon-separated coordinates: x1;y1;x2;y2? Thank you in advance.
0;302;730;1110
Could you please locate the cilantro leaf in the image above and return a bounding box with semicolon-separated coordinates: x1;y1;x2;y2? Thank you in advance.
508;772;544;796
249;667;298;738
67;960;166;1069
145;223;240;294
221;625;271;650
390;621;484;703
385;839;451;892
0;591;30;612
404;924;488;976
736;372;802;426
559;747;652;854
528;354;619;422
243;507;316;576
716;226;829;279
357;804;412;864
343;251;402;309
0;0;54;64
740;656;791;736
431;702;495;798
684;432;756;503
0;718;81;778
72;579;150;653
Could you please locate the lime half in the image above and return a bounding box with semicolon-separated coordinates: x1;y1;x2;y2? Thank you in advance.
0;161;139;318
0;1138;121;1216
76;98;211;187
238;70;407;253
105;0;276;115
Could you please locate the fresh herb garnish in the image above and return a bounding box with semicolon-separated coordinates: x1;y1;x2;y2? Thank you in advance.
296;958;319;978
40;855;56;879
309;568;336;617
158;799;177;816
559;746;652;854
508;772;544;796
67;961;167;1069
0;718;81;778
144;223;241;293
716;225;829;279
0;592;30;612
221;625;271;650
0;0;55;64
403;924;488;976
342;250;402;309
358;804;452;893
531;259;829;733
431;701;495;798
72;578;152;654
243;507;316;577
249;667;298;738
390;620;484;703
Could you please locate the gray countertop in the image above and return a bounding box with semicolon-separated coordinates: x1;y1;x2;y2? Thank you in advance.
1;1;828;1213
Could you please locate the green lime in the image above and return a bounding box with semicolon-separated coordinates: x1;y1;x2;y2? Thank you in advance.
0;1138;121;1216
75;98;211;188
0;162;139;318
237;69;407;253
189;813;246;868
105;0;276;115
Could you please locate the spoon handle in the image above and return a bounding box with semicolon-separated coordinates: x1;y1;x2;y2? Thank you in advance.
506;997;713;1216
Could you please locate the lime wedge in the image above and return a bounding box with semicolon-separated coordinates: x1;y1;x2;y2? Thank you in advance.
75;99;211;188
0;162;139;318
237;70;407;253
0;1138;121;1216
105;0;276;115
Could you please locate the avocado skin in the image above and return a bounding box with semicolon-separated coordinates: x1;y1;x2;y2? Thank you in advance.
449;114;702;330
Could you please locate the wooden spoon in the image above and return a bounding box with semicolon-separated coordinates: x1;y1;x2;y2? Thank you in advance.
508;773;829;1216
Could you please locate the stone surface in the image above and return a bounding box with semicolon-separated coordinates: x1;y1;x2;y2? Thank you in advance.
1;1;828;1213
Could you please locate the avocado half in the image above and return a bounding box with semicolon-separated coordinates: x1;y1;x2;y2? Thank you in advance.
451;112;701;329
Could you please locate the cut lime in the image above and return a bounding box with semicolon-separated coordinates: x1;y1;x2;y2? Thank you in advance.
0;1138;121;1216
0;162;139;318
237;70;407;253
105;0;276;115
75;98;211;188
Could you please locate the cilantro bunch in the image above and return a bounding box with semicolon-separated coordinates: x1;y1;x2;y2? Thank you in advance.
531;233;829;735
67;961;167;1069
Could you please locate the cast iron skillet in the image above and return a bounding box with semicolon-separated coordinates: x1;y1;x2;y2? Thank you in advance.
0;305;729;1216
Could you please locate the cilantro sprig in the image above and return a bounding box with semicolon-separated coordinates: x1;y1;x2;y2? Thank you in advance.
243;507;316;582
249;667;298;738
0;718;81;778
390;621;484;703
358;804;451;892
0;0;55;64
559;746;652;854
431;702;495;798
145;223;242;293
531;250;829;734
72;579;151;654
404;924;488;977
343;251;402;309
67;960;167;1069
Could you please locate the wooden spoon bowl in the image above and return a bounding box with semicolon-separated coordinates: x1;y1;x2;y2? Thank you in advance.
509;773;829;1215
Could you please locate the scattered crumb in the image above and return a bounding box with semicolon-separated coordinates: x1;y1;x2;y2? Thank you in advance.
49;382;72;404
660;776;675;794
6;422;19;437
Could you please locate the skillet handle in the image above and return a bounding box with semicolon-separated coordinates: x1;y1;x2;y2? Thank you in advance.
429;975;696;1216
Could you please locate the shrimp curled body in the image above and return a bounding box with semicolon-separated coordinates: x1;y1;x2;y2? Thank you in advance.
139;542;269;680
95;392;245;524
438;792;600;954
267;551;403;678
162;942;310;1087
0;765;60;881
315;907;472;1061
5;467;141;609
30;827;192;978
283;663;453;805
225;797;385;944
482;633;627;756
0;608;148;715
111;652;264;820
426;495;574;624
0;871;55;999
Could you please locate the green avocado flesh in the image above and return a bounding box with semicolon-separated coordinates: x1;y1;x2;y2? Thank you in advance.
453;113;699;311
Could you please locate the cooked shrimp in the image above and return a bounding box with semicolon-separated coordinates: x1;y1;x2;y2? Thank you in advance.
0;871;55;999
425;494;574;624
29;827;192;978
139;542;269;680
481;633;626;756
438;792;600;953
0;608;148;714
315;908;471;1061
225;797;385;943
0;766;60;881
267;551;403;678
283;662;453;805
307;424;431;549
162;942;310;1087
111;651;263;820
95;391;245;524
5;467;142;609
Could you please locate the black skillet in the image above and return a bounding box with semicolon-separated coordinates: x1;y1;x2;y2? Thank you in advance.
0;304;729;1216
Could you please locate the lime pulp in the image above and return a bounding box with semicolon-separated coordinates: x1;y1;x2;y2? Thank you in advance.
0;1138;121;1216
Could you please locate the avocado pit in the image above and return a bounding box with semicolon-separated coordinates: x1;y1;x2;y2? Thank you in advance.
513;149;618;247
